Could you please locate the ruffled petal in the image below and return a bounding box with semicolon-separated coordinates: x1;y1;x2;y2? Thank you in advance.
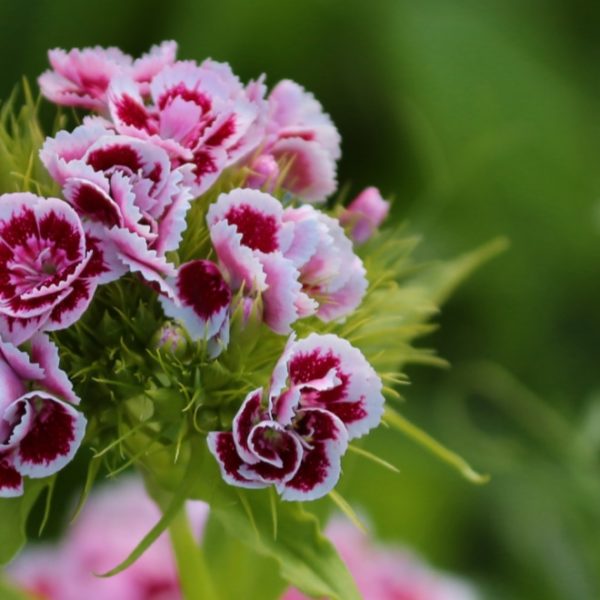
232;389;264;464
278;408;348;501
106;228;176;297
209;220;266;292
12;392;86;479
160;260;231;341
285;333;384;440
0;452;23;498
206;432;267;489
29;334;79;405
260;252;306;334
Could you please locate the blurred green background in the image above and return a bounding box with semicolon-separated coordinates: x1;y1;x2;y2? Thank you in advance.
1;0;599;598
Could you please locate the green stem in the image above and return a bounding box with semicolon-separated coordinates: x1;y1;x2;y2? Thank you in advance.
168;505;219;600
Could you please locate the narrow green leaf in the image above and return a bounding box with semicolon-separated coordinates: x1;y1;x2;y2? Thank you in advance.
0;479;48;565
347;444;401;474
384;407;490;484
70;455;102;524
38;476;57;536
98;458;200;578
328;490;367;534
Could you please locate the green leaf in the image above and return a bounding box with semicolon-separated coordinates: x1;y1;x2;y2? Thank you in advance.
203;513;285;600
410;236;509;306
192;446;362;600
0;479;49;565
384;407;490;484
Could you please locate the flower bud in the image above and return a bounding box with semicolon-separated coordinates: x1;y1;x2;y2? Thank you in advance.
151;322;188;357
340;187;390;244
246;154;280;192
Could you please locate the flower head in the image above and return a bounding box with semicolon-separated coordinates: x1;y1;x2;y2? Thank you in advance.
38;41;177;111
0;335;85;498
107;60;267;195
0;193;118;344
207;388;348;501
40;123;194;294
207;189;315;335
208;334;383;500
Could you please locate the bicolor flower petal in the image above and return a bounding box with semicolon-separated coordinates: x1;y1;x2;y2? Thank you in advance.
285;206;368;322
0;193;116;343
0;338;85;498
160;259;231;341
271;333;384;440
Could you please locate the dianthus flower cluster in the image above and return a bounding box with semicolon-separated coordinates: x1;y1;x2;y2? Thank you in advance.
0;41;390;503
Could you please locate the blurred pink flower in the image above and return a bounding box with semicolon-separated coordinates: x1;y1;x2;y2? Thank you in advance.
340;186;390;244
282;518;479;600
8;477;208;600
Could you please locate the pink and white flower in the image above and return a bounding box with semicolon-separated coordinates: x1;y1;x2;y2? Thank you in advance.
207;388;348;501
208;333;383;500
270;333;384;440
40;123;194;293
0;193;118;344
247;79;341;203
207;189;315;334
0;335;86;498
284;205;368;322
38;41;177;112
340;186;390;244
106;59;267;195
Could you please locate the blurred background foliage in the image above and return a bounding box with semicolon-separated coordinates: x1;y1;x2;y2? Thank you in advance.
1;0;599;598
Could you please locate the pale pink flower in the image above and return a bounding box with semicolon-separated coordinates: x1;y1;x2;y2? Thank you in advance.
283;518;479;600
40;123;194;295
284;205;368;322
0;193;120;344
38;41;177;111
247;79;341;203
340;186;390;244
0;335;85;497
107;60;267;196
8;477;208;600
